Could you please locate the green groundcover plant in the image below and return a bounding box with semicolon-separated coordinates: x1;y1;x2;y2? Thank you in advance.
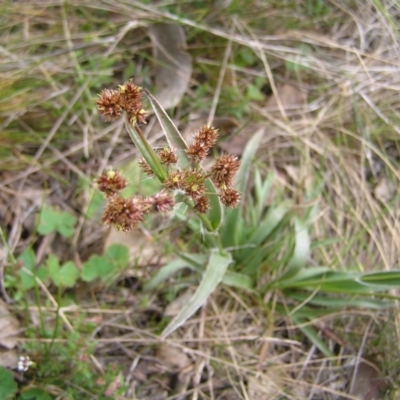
96;80;400;353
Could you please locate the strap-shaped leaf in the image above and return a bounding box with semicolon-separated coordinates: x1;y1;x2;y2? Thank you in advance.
278;218;310;281
162;250;232;338
125;115;167;182
145;89;189;169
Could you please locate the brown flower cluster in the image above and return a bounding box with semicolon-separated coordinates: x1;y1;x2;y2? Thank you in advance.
186;126;219;161
96;169;175;232
97;80;146;124
136;125;241;211
96;80;242;220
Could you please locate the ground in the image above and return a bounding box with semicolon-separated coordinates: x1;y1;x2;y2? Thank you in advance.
0;1;400;399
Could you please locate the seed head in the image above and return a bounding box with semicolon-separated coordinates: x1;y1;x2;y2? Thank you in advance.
219;188;241;208
211;153;240;188
97;89;123;120
149;191;175;212
182;171;206;199
102;196;146;232
158;147;178;165
186;126;219;161
194;196;210;214
119;80;146;124
96;169;127;197
163;170;189;191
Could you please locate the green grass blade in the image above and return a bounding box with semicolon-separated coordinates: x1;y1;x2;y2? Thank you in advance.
287;292;393;309
291;314;334;358
358;271;400;289
238;201;291;263
222;271;254;290
279;218;310;281
162;250;232;338
144;258;193;290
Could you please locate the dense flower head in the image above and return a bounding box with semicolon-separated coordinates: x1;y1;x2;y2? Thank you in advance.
182;171;205;199
96;89;123;121
119;81;146;124
211;153;240;188
96;169;127;198
194;196;211;214
158;147;178;165
186;126;219;161
219;188;241;208
102;196;146;232
97;80;146;124
163;170;189;191
149;191;175;212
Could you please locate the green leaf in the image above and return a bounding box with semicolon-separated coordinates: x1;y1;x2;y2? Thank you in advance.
144;258;192;290
96;257;115;279
222;271;254;290
358;271;400;289
162;250;232;338
21;388;52;400
279;218;310;280
287;292;393;309
125;115;167;182
291;314;334;358
246;84;264;101
144;89;189;169
38;207;77;238
81;258;100;282
239;201;291;266
18;248;37;290
50;261;79;288
105;244;129;269
0;367;18;400
85;190;105;219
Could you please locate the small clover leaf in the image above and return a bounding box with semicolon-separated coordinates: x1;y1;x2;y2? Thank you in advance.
38;207;77;238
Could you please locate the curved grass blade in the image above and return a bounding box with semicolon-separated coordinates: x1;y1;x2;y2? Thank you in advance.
291;313;334;358
162;250;232;338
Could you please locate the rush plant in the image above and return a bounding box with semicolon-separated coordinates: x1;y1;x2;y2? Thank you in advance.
96;81;241;336
96;81;400;346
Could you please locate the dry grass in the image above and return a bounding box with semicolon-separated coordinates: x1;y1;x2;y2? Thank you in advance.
1;0;400;398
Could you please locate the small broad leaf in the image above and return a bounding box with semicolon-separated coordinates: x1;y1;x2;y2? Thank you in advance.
38;207;76;238
0;367;18;399
162;250;232;338
18;248;36;290
50;261;79;288
105;244;129;269
81;258;100;282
